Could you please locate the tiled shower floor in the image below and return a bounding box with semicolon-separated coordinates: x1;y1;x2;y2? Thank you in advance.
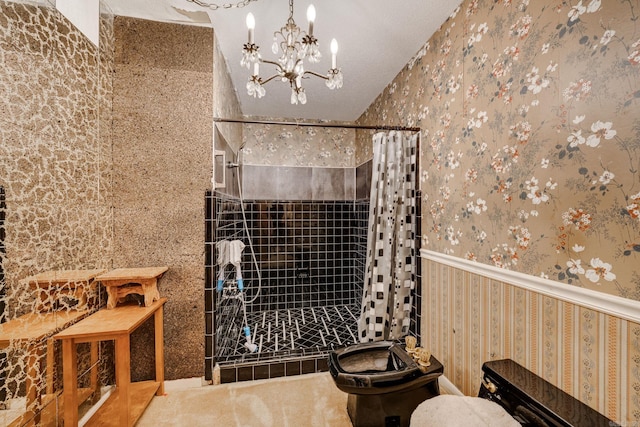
215;303;360;364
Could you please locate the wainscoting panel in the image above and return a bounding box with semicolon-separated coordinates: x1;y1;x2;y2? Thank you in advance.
421;253;640;425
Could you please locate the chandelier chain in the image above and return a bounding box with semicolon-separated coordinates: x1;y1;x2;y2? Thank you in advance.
185;0;257;11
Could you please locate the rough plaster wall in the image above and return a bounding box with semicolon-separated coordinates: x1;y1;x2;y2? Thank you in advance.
99;3;115;236
112;17;213;380
213;33;242;155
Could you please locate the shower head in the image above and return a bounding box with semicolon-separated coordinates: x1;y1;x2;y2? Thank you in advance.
227;161;240;168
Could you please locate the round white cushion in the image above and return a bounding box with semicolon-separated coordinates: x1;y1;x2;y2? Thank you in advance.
410;395;521;426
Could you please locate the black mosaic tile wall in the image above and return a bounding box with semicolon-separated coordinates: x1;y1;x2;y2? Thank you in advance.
204;191;369;382
208;193;367;313
204;188;420;384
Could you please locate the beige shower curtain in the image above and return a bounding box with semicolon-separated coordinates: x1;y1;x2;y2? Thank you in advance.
358;131;418;342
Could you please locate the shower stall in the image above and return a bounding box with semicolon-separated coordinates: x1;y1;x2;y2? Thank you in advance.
204;119;421;383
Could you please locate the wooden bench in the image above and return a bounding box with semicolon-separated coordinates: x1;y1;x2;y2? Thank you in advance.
96;267;168;309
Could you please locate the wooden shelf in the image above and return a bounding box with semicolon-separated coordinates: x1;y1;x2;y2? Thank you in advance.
85;381;160;427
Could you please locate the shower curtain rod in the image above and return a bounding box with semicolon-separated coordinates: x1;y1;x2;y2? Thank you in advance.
213;117;421;132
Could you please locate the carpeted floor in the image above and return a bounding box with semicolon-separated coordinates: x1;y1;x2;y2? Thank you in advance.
136;372;352;427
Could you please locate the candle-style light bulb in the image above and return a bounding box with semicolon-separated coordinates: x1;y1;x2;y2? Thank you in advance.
246;13;255;44
306;5;315;36
330;38;338;69
253;61;259;76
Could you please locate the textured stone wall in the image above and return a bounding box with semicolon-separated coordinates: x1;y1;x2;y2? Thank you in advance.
0;0;114;423
0;1;112;303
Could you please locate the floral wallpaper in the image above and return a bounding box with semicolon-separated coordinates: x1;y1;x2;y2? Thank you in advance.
359;0;640;302
241;121;356;167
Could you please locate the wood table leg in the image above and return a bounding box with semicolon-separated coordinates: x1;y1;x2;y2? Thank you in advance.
62;339;78;427
142;279;160;307
46;338;54;395
154;305;165;395
25;343;44;425
106;286;118;309
90;341;99;403
115;334;131;427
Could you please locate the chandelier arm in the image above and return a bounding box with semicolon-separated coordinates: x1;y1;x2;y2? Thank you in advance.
239;0;343;103
259;59;282;68
303;70;329;81
260;74;281;85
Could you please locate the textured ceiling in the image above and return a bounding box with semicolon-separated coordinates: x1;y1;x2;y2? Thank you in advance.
102;0;461;121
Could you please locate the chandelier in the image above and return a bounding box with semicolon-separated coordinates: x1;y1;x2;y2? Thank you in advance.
241;0;343;105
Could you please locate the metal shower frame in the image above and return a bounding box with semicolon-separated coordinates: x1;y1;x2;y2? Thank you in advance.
213;117;421;132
